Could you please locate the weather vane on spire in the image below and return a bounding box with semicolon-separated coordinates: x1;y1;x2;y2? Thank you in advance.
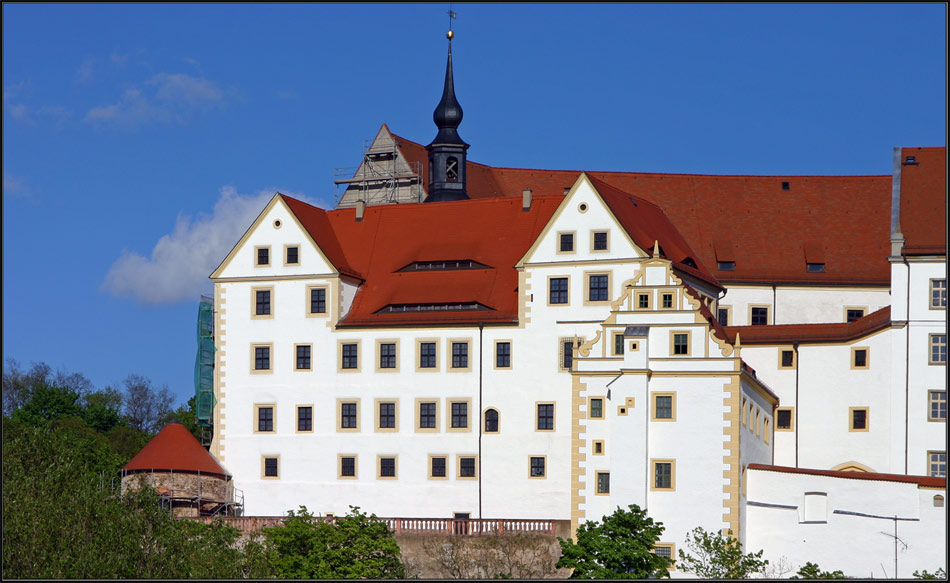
447;6;456;39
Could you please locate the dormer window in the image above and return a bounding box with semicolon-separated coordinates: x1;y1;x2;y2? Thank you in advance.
378;302;491;313
397;260;489;272
718;261;735;271
807;263;825;273
904;155;919;165
446;157;459;182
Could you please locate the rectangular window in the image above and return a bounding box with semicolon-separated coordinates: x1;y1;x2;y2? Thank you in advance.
653;460;674;490
654;544;674;560
672;333;689;355
255;346;271;370
379;456;396;478
613;333;625;356
296;345;312;370
846;308;865;323
929;390;947;421
495;342;511;368
932;279;947;309
596;471;610;494
806;262;826;273
530;456;546;478
776;408;793;430
340;402;358;429
654;394;674;420
661;293;673;309
286;245;299;264
549;277;569;304
419;402;437;429
589;398;604;419
258;406;274;432
430;456;447;478
297;406;313;432
255;290;271;315
342;343;358;369
459;456;477;478
559;232;574;252
638;293;650;309
929;451;947;477
419;342;437;369
537;403;554;430
256;246;270;266
561;339;574;370
850;407;869;431
593;440;604;455
310;288;327;314
852;347;869;369
931;334;947;364
588;274;608;302
593;231;608;251
451;342;469;369
717;307;729;325
379;343;396;369
451;402;468;429
780;349;795;368
340;456;356;478
751;306;769;326
718;261;735;271
263;456;279;477
378;402;396;429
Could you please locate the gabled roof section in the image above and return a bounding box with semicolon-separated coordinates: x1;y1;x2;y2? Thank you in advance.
724;306;891;345
899;147;947;257
748;463;946;488
281;195;361;279
123;423;229;477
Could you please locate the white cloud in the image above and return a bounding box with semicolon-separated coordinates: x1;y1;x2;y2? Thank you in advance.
147;73;222;104
102;186;316;305
84;73;224;127
3;169;31;199
76;56;98;84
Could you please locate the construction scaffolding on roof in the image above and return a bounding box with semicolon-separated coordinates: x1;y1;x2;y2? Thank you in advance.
334;133;424;207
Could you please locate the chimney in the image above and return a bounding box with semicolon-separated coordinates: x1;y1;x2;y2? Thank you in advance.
355;200;365;221
522;188;532;211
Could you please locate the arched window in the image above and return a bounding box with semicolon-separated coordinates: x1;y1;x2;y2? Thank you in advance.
935;495;945;508
446;157;458;182
484;409;499;433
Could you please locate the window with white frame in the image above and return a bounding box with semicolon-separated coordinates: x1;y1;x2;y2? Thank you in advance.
932;279;947;309
929;451;946;478
931;334;947;364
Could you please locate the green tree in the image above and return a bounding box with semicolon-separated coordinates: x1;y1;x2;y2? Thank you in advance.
10;383;82;426
159;396;203;441
677;526;768;579
792;561;847;579
262;505;405;578
914;568;947;579
81;387;124;432
556;504;672;578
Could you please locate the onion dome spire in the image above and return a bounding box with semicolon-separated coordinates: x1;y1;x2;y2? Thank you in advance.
425;27;470;202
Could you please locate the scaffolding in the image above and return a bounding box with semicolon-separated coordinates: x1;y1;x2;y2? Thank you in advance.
333;135;424;207
194;295;215;433
122;468;244;518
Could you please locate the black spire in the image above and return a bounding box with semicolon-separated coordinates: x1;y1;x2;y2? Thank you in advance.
425;29;470;202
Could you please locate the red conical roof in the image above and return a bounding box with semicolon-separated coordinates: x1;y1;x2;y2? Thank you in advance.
122;422;229;477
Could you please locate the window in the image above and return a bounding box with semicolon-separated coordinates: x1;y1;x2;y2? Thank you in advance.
430;456;447;478
776;408;793;431
257;406;274;432
339;455;357;478
451;402;468;429
846;308;865;323
446;156;458;182
652;460;674;490
255;289;271;316
589;398;604;419
807;262;825;273
537;403;554;430
378;402;396;430
850;407;869;431
672;333;689;355
929;451;946;478
495;341;511;368
295;344;312;370
451;341;469;369
419;401;437;429
588;274;609;302
263;456;279;478
780;349;795;369
653;544;674;561
596;471;610;494
852;347;869;369
661;293;673;309
255;246;270;266
286;245;299;265
638;293;650;309
253;345;271;371
751;306;769;326
717;307;730;325
549;277;568;304
932;279;947;309
340;402;358;429
484;409;499;433
419;341;437;369
653;393;675;421
458;456;477;478
592;231;608;251
378;456;397;478
309;287;327;314
559;232;574;253
561;339;575;370
718;261;736;271
613;333;625;356
341;343;358;370
530;456;546;478
593;440;604;455
379;343;396;369
297;406;313;432
929;390;947;421
931;334;947;364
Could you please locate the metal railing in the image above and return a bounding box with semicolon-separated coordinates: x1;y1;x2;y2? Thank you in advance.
189;515;558;536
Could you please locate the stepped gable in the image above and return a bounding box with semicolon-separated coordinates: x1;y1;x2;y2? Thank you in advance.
123;422;229;478
724;305;892;345
899;146;946;257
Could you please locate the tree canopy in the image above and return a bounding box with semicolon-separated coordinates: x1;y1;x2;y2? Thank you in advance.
677;526;769;579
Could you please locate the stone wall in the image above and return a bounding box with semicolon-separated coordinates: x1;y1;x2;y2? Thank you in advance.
396;533;570;579
122;471;232;517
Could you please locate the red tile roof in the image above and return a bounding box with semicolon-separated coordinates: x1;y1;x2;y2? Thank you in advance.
748;463;946;489
723;306;891;345
899;147;947;257
122;423;229;477
391;132;919;286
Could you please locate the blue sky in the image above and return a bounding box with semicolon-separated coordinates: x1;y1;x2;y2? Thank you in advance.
2;3;946;407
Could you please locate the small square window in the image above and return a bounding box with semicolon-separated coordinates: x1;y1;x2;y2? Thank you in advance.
654;394;674;420
931;334;947;364
589;398;604;419
559;233;574;253
379;457;396;478
537;403;554;430
286;246;299;264
549;277;569;304
596;471;610;494
929;390;947;421
780;349;795;368
296;345;312;370
459;456;477;478
846;308;865;323
263;456;279;477
430;456;447;478
928;451;946;478
850;408;869;431
776;408;793;430
672;333;689;355
496;342;511;368
661;293;673;309
297;406;313;432
853;348;869;369
751;307;769;326
530;456;546;478
593;231;608;251
638;293;650;309
256;247;270;266
340;456;356;478
310;288;327;314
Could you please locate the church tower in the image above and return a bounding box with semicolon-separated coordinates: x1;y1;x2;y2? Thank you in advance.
425;29;470;202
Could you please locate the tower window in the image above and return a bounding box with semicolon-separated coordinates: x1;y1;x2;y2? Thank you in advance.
446;157;458;182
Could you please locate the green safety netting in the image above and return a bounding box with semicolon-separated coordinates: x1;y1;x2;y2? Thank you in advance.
194;296;216;427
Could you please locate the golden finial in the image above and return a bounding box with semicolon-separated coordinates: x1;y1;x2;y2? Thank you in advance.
447;30;454;39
